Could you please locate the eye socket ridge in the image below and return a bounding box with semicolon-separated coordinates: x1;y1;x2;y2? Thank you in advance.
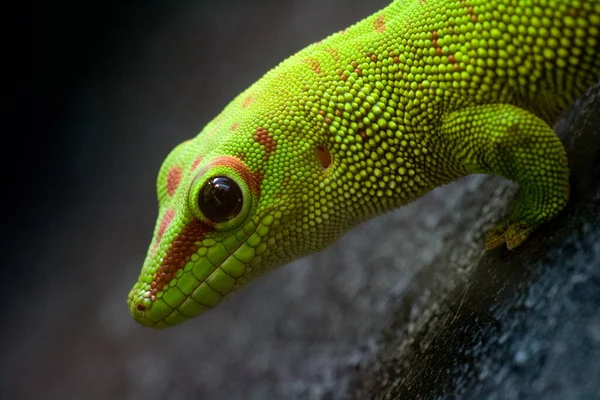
188;157;255;229
198;175;244;223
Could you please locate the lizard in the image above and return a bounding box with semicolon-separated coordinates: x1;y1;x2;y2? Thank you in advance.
128;0;600;328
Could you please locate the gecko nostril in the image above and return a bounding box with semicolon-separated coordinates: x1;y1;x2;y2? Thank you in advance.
136;304;146;312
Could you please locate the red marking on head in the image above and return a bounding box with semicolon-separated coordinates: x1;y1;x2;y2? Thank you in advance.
190;157;203;171
151;218;214;294
242;95;255;109
235;152;246;161
205;118;224;141
254;172;264;193
201;156;262;196
166;166;182;196
303;58;321;74
231;122;240;131
152;209;176;254
325;48;340;62
253;127;277;162
316;146;332;169
374;15;386;32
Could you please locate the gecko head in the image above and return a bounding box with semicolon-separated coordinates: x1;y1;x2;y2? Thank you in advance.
128;116;339;328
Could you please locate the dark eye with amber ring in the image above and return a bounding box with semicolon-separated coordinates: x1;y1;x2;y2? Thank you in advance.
198;176;243;222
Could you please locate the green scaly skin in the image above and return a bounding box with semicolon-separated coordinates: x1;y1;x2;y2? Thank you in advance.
128;0;600;328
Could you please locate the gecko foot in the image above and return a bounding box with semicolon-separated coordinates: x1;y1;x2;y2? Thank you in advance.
485;219;536;251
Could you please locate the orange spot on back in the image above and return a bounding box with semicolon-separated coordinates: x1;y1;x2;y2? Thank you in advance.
166;166;182;196
242;95;255;109
303;58;321;74
231;122;240;131
460;1;478;20
325;48;340;62
316;146;332;169
374;15;386;32
359;130;367;142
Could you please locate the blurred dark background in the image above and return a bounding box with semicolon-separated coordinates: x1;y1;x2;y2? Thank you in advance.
7;1;600;399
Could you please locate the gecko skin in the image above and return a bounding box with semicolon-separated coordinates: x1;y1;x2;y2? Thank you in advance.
129;0;600;328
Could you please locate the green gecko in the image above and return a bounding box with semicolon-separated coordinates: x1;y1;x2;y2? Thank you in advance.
129;0;600;328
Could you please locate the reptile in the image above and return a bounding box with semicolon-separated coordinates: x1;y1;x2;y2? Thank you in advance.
128;0;600;328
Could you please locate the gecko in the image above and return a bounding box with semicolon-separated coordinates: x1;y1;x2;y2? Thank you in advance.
128;0;600;328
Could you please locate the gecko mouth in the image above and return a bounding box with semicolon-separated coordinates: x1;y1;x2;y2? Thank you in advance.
128;213;277;328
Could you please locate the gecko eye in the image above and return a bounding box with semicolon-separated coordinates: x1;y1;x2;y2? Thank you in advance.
198;176;243;222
